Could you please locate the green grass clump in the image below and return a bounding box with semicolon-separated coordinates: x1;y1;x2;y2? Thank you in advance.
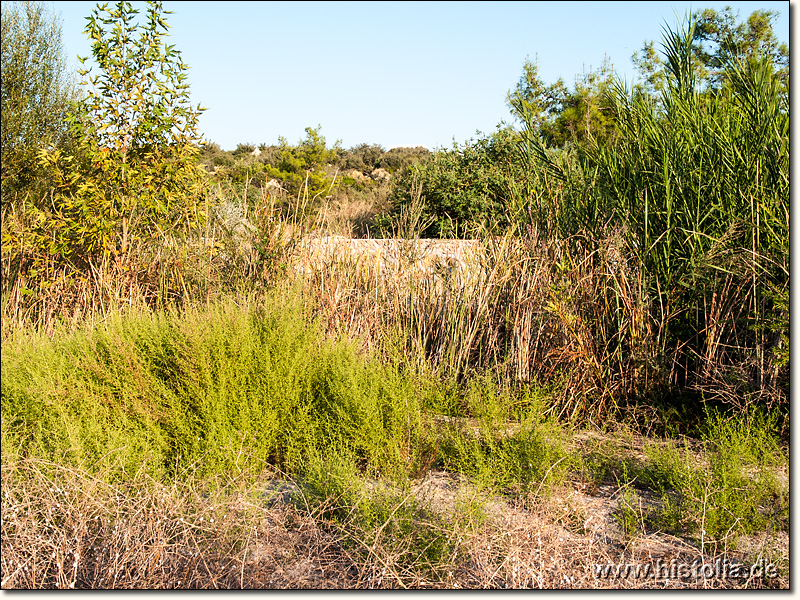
639;408;787;547
1;291;427;484
437;376;574;497
299;446;457;578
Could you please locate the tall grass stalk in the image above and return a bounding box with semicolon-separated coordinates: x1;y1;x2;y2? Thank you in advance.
514;18;788;415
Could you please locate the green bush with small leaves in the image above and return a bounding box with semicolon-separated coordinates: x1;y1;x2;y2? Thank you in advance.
389;127;532;238
11;0;207;282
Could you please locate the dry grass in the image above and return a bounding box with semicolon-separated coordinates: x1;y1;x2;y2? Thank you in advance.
2;436;787;590
285;227;661;423
0;456;362;589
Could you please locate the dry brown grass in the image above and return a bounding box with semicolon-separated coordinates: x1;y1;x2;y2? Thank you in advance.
284;228;661;423
2;439;787;590
0;457;361;589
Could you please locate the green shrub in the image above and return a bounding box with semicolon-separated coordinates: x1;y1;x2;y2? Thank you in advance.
339;143;385;174
388;127;531;238
381;146;431;173
438;376;573;496
300;444;457;575
639;408;787;546
264;126;340;200
1;293;429;483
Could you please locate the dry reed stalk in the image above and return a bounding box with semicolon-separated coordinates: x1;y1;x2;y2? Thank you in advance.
285;228;662;421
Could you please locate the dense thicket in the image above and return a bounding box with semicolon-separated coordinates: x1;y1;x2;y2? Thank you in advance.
1;4;788;420
386;12;788;413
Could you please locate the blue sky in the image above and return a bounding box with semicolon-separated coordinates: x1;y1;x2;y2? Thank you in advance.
48;1;791;151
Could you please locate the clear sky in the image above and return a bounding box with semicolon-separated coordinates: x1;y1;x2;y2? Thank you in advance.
47;1;791;151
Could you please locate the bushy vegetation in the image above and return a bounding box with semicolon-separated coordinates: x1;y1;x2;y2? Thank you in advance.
1;294;426;481
0;1;789;589
639;407;787;546
386;13;788;421
197;130;430;228
384;127;531;238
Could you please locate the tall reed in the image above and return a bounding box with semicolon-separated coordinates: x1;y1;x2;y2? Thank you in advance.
514;19;789;414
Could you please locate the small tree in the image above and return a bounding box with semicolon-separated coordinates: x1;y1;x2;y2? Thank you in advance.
265;126;340;199
506;57;617;148
1;1;78;204
632;7;788;99
36;0;207;271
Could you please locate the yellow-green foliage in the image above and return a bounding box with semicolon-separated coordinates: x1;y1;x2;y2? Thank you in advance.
640;407;787;545
9;0;208;280
438;376;574;496
0;293;426;483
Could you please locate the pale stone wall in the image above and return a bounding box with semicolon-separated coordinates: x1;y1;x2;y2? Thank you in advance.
292;235;486;285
